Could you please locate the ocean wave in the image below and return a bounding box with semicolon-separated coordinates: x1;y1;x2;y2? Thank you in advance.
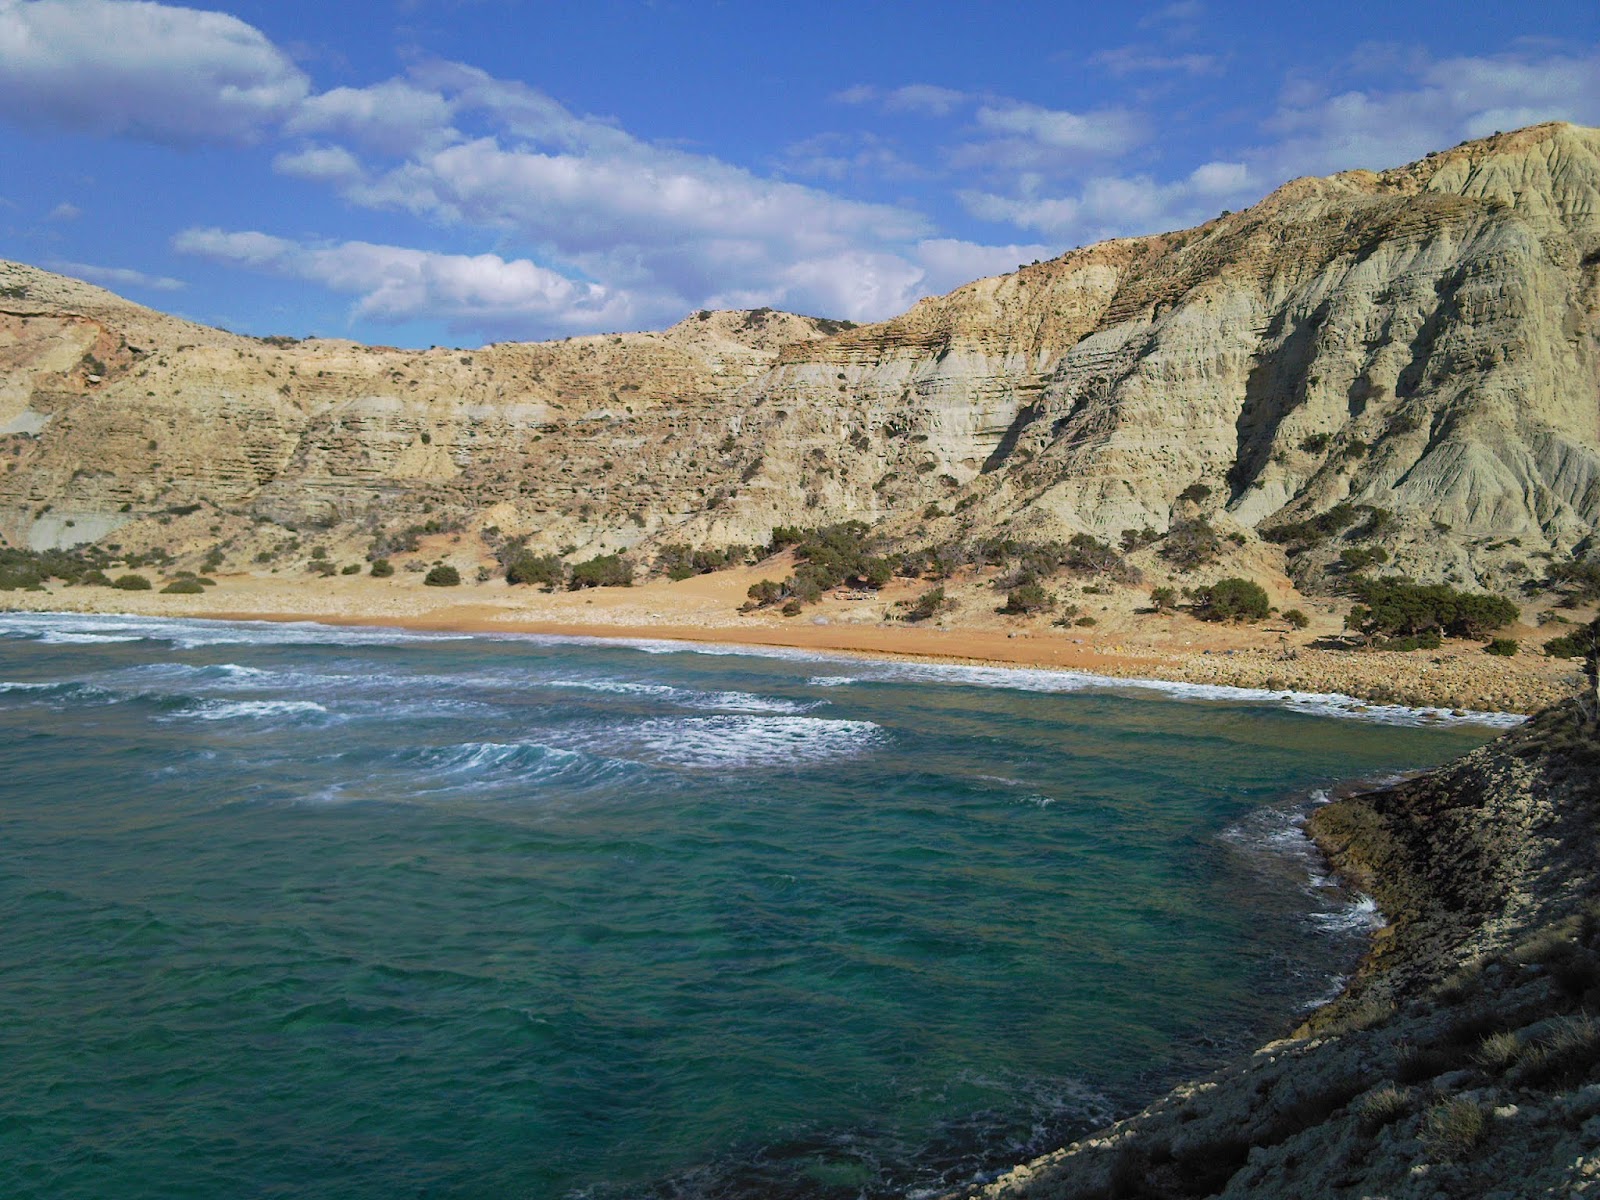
0;611;473;650
169;699;331;722
407;739;587;775
543;675;817;714
615;714;884;769
0;613;1525;727
1308;894;1385;933
499;633;1523;727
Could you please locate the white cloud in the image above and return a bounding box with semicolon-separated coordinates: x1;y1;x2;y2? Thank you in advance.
973;102;1148;156
961;158;1254;241
1137;1;1205;35
1089;46;1221;76
46;201;80;220
1260;45;1600;179
273;144;365;186
285;78;457;156
173;227;631;334
881;84;970;117
49;259;184;290
914;238;1056;292
0;0;308;143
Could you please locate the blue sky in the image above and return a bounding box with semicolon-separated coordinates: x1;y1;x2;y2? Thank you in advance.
1;0;1596;347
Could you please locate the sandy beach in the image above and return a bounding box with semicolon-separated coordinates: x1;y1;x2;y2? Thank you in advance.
3;562;1587;715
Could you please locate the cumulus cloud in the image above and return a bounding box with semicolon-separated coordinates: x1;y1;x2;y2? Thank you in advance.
174;227;632;334
49;259;184;290
961;158;1254;241
959;43;1600;249
914;238;1056;292
1259;45;1600;179
0;0;308;143
1089;46;1221;76
46;201;80;220
970;102;1148;158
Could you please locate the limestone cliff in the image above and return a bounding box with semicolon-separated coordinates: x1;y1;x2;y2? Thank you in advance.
1;123;1597;590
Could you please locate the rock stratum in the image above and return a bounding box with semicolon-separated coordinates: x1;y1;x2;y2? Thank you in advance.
1;123;1598;592
945;699;1600;1199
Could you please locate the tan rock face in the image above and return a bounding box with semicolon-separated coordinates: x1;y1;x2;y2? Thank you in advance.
1;122;1596;585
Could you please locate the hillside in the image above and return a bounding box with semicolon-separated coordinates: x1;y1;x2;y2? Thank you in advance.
1;123;1597;598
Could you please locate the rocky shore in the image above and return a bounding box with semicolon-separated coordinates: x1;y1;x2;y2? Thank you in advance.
944;698;1600;1199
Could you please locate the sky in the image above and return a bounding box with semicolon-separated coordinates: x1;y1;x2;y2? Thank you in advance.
1;1;1597;347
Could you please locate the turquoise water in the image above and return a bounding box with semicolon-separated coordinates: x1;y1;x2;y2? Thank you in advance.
0;613;1497;1199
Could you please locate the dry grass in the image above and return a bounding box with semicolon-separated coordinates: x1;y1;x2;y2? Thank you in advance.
1423;1097;1487;1158
1356;1085;1410;1133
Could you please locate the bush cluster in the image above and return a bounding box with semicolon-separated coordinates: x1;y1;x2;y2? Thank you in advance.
504;550;565;589
656;543;751;581
745;521;893;612
1159;517;1222;571
1190;577;1271;622
569;554;632;590
1345;578;1519;643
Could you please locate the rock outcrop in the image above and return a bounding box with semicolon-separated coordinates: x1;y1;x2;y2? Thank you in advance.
1;123;1597;592
943;699;1600;1199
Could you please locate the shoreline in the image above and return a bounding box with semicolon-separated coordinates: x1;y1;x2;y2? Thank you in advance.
3;563;1584;714
1;605;1528;728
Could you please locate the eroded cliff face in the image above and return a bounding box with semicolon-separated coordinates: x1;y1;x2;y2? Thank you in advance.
1;122;1597;585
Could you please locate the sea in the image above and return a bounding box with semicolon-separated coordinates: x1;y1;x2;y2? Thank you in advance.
0;612;1508;1199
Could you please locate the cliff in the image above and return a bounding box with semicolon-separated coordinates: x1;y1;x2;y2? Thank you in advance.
944;699;1600;1199
1;123;1598;595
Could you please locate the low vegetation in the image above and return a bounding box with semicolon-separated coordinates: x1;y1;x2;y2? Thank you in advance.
423;565;461;587
1344;577;1519;645
1190;577;1271;622
569;553;632;590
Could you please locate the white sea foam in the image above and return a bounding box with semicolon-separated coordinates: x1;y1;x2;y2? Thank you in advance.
541;675;815;714
1309;894;1386;934
613;714;883;768
36;631;144;644
0;612;1525;727
175;699;330;722
0;611;472;650
505;633;1523;727
414;740;585;774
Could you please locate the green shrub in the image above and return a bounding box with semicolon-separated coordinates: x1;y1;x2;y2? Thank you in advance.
999;581;1051;614
112;574;152;591
160;579;204;594
906;586;949;622
423;565;461;587
1159;517;1221;571
780;599;804;617
1300;433;1332;454
569;554;632;590
1149;586;1177;612
1074;616;1097;627
340;563;361;575
1262;503;1360;545
506;551;565;588
1485;638;1518;657
1346;578;1519;641
369;558;395;578
1282;608;1310;629
1192;577;1271;622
